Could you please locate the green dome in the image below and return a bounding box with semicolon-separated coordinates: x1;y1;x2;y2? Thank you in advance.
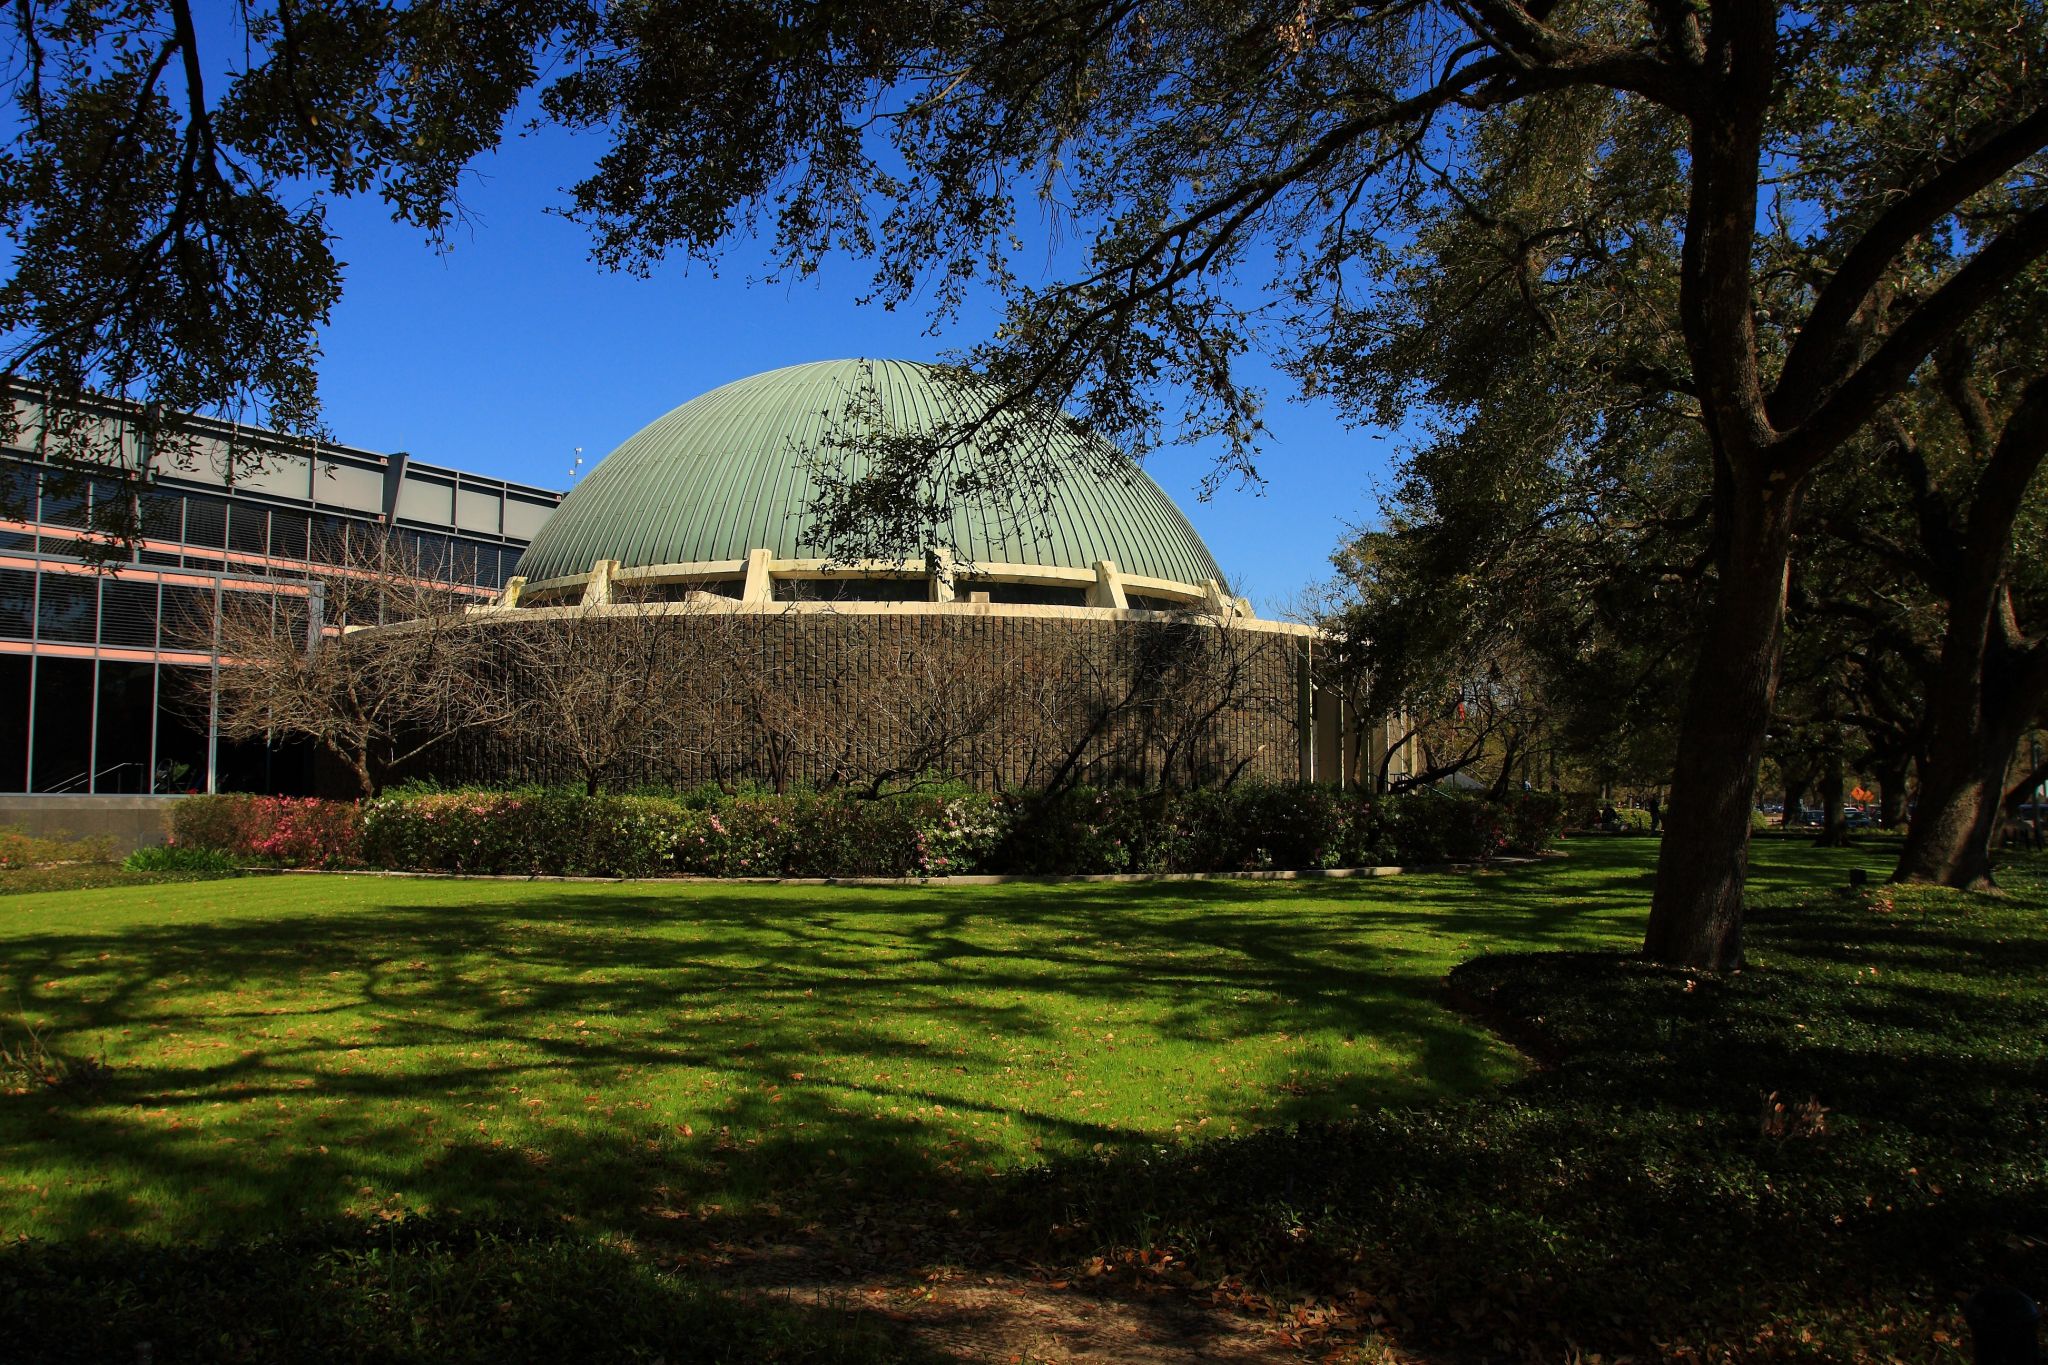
513;359;1227;589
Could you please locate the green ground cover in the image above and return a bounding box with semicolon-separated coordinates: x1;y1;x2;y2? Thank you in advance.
0;845;1698;1242
4;838;2037;1363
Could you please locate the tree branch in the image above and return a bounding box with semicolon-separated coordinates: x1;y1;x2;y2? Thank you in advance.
1780;202;2048;474
1771;103;2048;427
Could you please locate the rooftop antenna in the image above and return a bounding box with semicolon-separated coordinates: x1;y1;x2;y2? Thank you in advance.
569;447;584;484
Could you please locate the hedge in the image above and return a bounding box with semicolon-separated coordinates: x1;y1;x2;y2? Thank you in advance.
167;796;361;869
168;786;1566;879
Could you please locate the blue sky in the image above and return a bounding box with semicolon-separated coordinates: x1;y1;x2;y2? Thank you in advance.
311;123;1405;612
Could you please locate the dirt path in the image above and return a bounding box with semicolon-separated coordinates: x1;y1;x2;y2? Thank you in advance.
750;1271;1312;1363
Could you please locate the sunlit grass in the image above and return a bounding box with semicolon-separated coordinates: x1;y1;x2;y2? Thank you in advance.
0;837;1861;1244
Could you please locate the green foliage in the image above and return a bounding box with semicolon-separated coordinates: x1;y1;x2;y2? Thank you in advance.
0;1221;925;1365
168;795;361;867
178;786;1568;878
0;1013;109;1094
0;847;1660;1247
121;844;239;876
0;826;114;869
992;853;2048;1361
360;792;689;878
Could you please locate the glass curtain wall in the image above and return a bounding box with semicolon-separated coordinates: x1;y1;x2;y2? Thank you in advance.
0;457;524;794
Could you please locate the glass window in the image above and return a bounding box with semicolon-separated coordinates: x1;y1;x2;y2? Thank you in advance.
153;665;210;793
0;654;27;791
89;480;136;544
227;503;267;555
0;460;38;524
311;515;352;564
775;577;926;602
158;585;217;653
94;661;155;793
0;568;33;639
138;488;183;540
36;572;95;643
182;494;227;548
270;510;309;562
37;469;89;530
30;657;93;791
99;577;159;648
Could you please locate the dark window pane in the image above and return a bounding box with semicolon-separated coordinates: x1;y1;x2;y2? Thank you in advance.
227;503;267;555
38;470;88;529
0;654;27;791
138;489;183;540
0;568;33;639
447;539;480;586
154;665;210;793
100;577;158;648
89;480;136;543
30;657;93;791
36;572;95;643
310;515;356;565
159;585;216;653
183;495;227;548
270;510;309;562
94;661;155;793
0;461;37;523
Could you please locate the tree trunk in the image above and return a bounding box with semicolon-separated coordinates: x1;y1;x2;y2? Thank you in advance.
1645;491;1798;972
1782;776;1807;827
1895;372;2048;885
1815;740;1848;846
1894;653;2038;886
1875;754;1911;828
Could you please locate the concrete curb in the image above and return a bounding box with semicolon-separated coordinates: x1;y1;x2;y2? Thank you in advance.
265;856;1550;887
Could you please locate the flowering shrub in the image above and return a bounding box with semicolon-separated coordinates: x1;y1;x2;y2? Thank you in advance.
246;797;363;868
168;795;361;867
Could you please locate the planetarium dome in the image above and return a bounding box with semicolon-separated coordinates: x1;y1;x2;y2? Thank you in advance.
508;359;1230;610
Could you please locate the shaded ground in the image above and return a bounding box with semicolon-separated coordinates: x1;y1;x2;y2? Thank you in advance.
7;836;2025;1362
0;848;1682;1244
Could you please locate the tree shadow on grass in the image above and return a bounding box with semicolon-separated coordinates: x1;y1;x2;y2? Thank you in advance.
0;864;1590;1247
0;1216;950;1365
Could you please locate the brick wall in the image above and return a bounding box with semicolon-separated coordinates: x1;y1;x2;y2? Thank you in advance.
420;609;1305;793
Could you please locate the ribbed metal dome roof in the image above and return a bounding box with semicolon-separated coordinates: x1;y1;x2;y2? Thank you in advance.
513;359;1227;588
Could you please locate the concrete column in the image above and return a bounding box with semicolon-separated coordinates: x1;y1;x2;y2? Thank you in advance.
741;548;774;604
1296;637;1315;784
928;547;956;603
580;558;620;608
1087;559;1129;609
1314;685;1341;790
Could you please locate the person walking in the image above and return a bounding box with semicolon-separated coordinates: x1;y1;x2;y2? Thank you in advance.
1648;794;1662;833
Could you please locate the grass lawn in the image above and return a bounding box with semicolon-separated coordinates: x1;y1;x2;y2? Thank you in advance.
5;835;2038;1363
0;839;1732;1243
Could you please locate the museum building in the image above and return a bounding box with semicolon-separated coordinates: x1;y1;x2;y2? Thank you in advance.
429;359;1367;792
0;393;561;797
